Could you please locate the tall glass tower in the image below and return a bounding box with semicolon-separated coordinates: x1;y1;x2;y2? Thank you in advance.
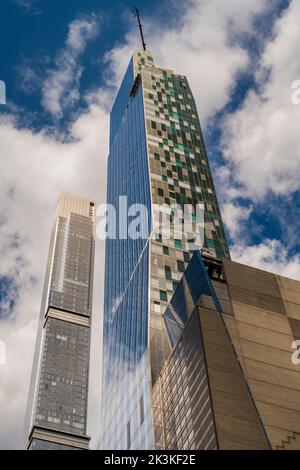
26;192;95;450
101;50;230;450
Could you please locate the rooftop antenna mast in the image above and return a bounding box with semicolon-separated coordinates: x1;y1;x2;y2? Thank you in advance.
135;7;147;51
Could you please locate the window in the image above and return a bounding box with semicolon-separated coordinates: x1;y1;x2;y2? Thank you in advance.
158;188;164;197
177;260;185;273
127;421;131;449
183;252;190;263
140;396;145;425
173;281;179;291
160;290;168;302
163;246;169;255
165;266;172;280
174;239;182;249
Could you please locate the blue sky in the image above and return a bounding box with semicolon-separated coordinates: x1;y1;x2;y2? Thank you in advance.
1;0;183;125
0;0;300;449
1;0;298;256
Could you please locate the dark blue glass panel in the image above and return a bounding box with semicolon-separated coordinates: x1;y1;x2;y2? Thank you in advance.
164;251;223;347
109;57;134;147
184;251;214;304
169;281;189;325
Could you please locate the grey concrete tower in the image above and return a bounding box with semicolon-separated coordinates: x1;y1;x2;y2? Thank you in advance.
26;192;95;450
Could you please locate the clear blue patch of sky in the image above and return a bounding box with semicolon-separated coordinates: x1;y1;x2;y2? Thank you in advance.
0;276;19;318
256;191;300;255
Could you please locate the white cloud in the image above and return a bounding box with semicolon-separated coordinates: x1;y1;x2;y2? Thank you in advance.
221;202;253;239
220;0;300;201
0;90;110;448
105;0;278;122
231;239;300;281
42;15;99;118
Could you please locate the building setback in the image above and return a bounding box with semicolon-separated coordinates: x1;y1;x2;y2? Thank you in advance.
154;251;300;450
26;192;95;450
101;50;230;449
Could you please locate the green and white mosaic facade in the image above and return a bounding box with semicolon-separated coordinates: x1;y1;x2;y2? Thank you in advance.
132;50;230;382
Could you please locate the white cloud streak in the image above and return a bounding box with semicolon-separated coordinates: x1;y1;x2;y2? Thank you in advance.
42;15;99;118
231;239;300;281
10;0;40;15
221;202;253;239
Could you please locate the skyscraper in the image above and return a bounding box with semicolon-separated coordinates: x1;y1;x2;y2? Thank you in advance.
26;192;95;450
101;50;230;449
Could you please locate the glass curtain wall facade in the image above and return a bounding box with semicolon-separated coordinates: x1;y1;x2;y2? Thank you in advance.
26;192;95;450
101;50;230;450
